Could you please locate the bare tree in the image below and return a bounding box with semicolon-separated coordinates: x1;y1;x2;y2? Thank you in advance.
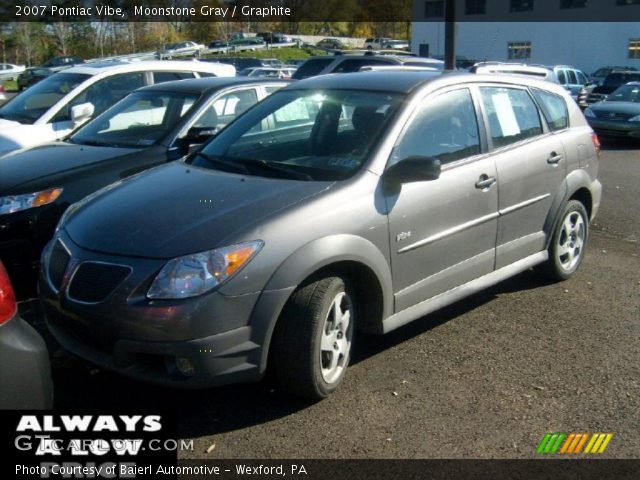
14;23;34;66
51;22;72;55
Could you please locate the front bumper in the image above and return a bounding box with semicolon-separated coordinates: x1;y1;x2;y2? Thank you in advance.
0;314;53;409
39;232;293;388
587;119;640;139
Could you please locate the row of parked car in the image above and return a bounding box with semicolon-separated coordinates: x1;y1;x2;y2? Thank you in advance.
1;51;608;406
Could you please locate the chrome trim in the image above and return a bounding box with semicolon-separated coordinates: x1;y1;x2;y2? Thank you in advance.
66;260;133;305
46;239;72;294
499;193;550;216
397;212;499;254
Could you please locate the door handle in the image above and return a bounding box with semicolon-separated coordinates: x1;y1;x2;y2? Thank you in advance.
547;152;563;164
475;174;496;190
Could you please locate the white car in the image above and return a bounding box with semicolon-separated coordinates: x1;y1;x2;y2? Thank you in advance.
0;60;235;155
159;41;205;59
0;63;25;81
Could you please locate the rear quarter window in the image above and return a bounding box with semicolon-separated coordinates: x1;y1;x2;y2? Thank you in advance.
531;88;569;131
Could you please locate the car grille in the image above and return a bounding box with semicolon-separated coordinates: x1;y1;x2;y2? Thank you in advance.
68;262;131;303
594;111;635;121
48;241;71;290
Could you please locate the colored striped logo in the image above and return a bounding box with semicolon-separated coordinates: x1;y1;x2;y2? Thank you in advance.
536;433;613;455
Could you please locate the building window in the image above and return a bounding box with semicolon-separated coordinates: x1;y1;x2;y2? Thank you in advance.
466;0;487;14
425;0;444;18
508;41;532;59
510;0;534;11
629;39;640;59
559;0;586;8
617;0;640;5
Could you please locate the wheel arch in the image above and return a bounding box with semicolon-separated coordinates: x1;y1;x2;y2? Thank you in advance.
543;169;594;248
250;234;393;374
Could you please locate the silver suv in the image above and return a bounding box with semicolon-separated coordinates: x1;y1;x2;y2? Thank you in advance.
41;72;602;399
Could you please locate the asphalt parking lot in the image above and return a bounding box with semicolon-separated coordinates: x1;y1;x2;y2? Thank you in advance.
19;139;639;459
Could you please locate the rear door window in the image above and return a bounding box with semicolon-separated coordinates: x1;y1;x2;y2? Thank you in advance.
480;87;543;148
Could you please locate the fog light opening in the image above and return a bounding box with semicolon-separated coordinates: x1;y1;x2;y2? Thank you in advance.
167;356;196;377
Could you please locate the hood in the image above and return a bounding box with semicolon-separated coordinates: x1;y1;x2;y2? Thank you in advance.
589;101;640;114
64;162;333;259
0;142;138;194
0;123;63;155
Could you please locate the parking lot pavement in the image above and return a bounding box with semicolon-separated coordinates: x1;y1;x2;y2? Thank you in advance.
20;141;639;459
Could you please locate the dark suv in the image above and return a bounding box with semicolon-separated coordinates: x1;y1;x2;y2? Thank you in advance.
292;54;444;80
41;72;601;399
578;70;640;109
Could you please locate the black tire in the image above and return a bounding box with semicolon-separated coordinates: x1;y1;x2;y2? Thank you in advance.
272;276;355;399
542;200;589;281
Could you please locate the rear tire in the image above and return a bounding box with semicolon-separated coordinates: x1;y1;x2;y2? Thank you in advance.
272;276;355;399
542;200;589;281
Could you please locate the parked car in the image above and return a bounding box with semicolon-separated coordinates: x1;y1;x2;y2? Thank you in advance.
16;67;53;90
589;66;637;86
583;82;640;140
40;71;601;399
227;37;265;49
158;41;205;59
578;70;640;110
316;38;346;50
42;56;85;69
544;65;589;100
255;32;291;44
248;67;296;79
213;57;265;72
0;63;25;81
261;58;285;68
292;54;444;80
364;37;392;49
0;77;285;297
208;40;230;52
381;39;410;50
0;260;52;408
0;60;235;156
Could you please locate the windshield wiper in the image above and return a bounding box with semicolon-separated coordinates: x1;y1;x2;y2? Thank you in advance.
232;157;313;181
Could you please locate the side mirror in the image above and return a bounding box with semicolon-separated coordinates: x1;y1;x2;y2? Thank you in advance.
70;102;95;128
385;156;441;183
185;126;219;145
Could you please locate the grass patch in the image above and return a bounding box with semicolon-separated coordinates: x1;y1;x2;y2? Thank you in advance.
201;46;328;63
2;79;18;92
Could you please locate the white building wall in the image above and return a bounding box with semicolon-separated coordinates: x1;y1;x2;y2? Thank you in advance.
412;22;640;74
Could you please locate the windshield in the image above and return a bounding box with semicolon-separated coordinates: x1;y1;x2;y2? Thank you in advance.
0;72;90;124
188;89;403;181
603;73;640;87
70;90;199;148
607;84;640;103
292;58;334;79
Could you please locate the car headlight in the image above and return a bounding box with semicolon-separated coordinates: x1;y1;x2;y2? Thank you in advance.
0;188;63;215
147;240;263;299
583;108;596;118
629;115;640;122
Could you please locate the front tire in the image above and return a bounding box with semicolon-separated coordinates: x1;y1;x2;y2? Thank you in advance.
272;276;355;399
543;200;589;281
